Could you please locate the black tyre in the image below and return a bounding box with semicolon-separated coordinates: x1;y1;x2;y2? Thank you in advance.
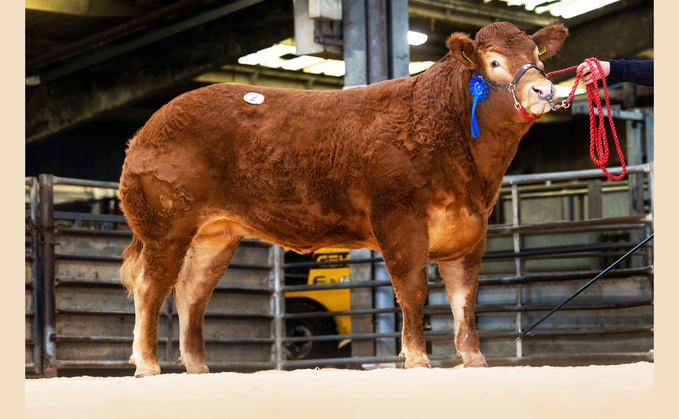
285;300;338;360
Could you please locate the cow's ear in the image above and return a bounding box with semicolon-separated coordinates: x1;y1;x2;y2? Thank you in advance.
446;32;476;69
532;24;568;60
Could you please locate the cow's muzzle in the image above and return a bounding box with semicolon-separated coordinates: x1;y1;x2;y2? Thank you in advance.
475;63;568;117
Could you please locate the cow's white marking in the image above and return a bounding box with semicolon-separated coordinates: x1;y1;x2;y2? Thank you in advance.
243;92;264;104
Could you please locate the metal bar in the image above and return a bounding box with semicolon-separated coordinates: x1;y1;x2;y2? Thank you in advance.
52;176;121;189
388;0;410;79
487;215;651;236
482;241;645;260
517;234;655;339
283;297;653;321
342;0;367;87
53;253;273;270
56;308;273;320
502;163;651;186
39;164;653;200
437;352;654;368
366;0;388;84
284;351;655;370
28;177;43;375
645;110;654;162
282;325;654;343
283;266;651;293
52;211;127;223
38;174;57;378
477;267;652;286
571;102;646;121
283;279;392;292
27;0;267;85
271;245;285;370
283;355;403;369
285;257;382;269
54;360;276;370
54;227;132;238
54;278;273;294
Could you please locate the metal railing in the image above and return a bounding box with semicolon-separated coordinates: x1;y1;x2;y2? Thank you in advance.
25;163;653;376
278;163;654;368
27;175;283;377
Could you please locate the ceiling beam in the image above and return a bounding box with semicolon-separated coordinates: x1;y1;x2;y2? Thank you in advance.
25;0;142;17
26;1;294;144
26;0;267;85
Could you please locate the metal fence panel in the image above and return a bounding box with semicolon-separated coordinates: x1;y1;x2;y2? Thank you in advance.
31;175;282;377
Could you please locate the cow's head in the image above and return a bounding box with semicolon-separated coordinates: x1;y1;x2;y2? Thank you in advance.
447;22;568;120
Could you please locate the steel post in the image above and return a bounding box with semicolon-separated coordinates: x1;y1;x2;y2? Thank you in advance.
388;0;409;79
271;245;285;370
342;0;367;87
38;174;57;378
28;178;42;375
374;256;396;362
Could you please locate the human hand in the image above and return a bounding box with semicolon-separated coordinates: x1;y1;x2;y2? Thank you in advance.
578;60;610;85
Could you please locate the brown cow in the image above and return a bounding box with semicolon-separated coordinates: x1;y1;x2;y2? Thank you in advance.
119;22;568;377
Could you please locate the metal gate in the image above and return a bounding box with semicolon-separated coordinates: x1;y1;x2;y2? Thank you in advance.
25;175;283;377
26;164;653;376
281;163;654;369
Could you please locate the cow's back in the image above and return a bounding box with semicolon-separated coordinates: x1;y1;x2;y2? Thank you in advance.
121;81;420;251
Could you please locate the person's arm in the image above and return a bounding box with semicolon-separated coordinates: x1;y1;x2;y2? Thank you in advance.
607;59;653;87
577;59;653;87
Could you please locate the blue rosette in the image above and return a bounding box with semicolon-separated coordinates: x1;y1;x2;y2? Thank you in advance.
469;76;488;138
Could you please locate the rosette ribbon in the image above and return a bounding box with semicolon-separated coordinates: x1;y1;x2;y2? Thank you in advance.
469;76;488;138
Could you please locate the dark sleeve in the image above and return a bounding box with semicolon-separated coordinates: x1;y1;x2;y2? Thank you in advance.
606;59;653;87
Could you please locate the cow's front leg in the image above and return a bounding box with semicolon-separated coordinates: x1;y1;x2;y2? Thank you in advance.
373;211;431;368
438;238;488;368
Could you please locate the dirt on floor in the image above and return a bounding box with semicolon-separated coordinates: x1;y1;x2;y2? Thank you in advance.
25;362;656;419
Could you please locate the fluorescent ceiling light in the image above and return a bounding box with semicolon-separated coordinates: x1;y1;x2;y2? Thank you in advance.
409;61;435;75
497;0;622;18
304;59;346;77
407;31;428;46
237;38;436;80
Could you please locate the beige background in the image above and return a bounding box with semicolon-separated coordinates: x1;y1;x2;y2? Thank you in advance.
8;1;677;418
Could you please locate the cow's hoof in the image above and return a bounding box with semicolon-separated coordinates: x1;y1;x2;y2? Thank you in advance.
134;370;159;378
134;363;161;378
469;362;489;368
186;364;210;374
404;360;432;369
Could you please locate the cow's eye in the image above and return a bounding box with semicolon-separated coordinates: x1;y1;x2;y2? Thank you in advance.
490;61;500;68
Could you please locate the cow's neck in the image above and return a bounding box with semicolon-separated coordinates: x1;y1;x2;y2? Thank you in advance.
411;57;534;209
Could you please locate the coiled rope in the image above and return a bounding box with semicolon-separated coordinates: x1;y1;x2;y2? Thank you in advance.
547;58;626;180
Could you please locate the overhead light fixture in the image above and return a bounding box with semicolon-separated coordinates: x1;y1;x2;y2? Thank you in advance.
497;0;622;19
236;37;436;80
407;31;428;46
409;61;435;75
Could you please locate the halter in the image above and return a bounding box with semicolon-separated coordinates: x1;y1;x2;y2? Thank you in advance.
474;63;555;120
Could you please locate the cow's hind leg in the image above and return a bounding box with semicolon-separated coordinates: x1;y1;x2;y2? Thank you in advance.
373;211;431;368
174;222;243;374
131;238;192;377
438;239;488;368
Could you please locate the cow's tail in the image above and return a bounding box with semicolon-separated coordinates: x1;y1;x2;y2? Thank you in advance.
120;233;143;298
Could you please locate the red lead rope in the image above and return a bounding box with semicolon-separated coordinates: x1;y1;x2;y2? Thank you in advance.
546;58;626;180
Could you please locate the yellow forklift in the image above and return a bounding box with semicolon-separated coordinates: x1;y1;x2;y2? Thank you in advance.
284;248;351;359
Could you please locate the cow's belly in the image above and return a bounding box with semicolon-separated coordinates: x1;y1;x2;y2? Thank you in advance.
201;204;380;255
427;206;487;261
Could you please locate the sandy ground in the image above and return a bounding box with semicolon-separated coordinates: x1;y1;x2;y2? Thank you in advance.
24;362;659;419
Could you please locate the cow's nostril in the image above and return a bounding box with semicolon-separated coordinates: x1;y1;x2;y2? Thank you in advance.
534;86;554;100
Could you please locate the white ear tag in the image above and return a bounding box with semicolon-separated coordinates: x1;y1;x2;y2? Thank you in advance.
243;92;264;105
